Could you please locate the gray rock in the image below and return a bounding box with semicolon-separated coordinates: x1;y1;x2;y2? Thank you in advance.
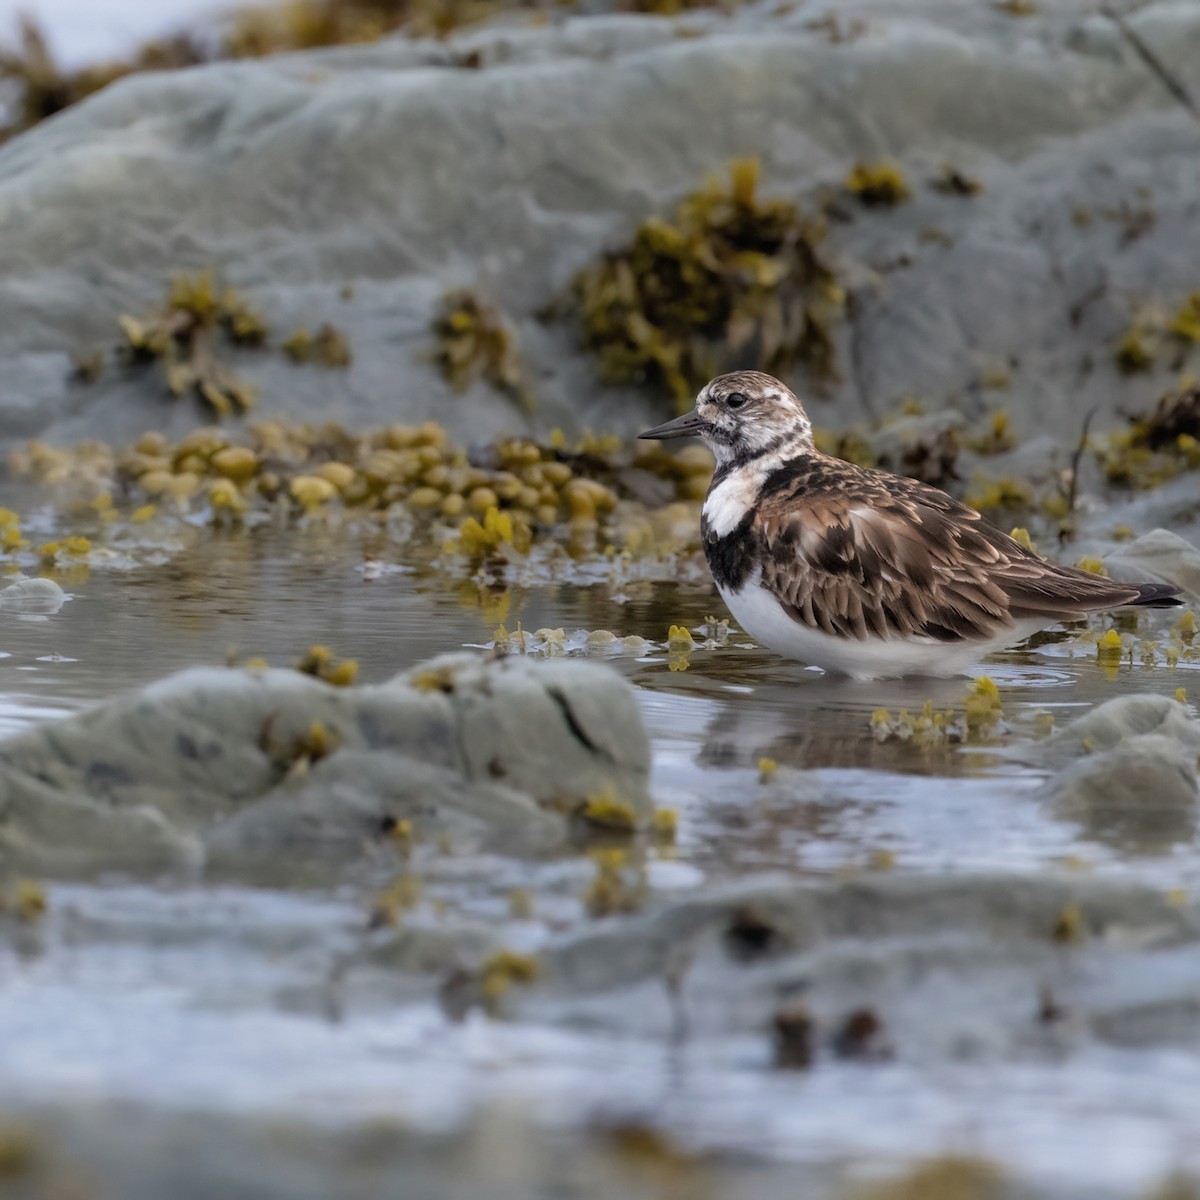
0;1;1199;445
0;576;67;615
1106;527;1200;602
1083;476;1200;551
1037;691;1200;769
516;871;1200;1056
0;652;652;874
1041;733;1199;853
399;651;650;808
1022;694;1200;852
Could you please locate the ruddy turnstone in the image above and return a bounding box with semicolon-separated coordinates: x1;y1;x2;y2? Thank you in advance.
640;371;1182;679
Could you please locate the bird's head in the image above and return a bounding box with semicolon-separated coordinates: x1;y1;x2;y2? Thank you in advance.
638;371;814;468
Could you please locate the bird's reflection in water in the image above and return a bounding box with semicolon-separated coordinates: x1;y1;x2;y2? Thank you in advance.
637;648;1038;776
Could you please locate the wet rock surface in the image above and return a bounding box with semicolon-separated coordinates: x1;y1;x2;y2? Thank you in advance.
1036;692;1200;768
5;863;1200;1198
0;653;652;874
0;576;67;615
1018;695;1200;850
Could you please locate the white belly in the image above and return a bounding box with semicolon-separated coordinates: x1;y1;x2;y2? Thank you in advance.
717;578;1046;680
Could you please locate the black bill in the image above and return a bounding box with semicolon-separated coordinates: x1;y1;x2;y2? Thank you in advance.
638;409;710;440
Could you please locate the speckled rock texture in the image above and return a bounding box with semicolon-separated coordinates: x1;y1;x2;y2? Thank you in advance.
0;652;652;873
0;0;1199;445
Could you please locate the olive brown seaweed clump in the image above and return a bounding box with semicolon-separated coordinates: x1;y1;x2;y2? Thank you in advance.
1114;293;1200;375
226;0;730;55
1097;382;1200;488
99;272;353;418
432;291;533;412
569;159;844;412
9;418;715;573
0;5;461;142
1128;383;1200;451
282;324;352;368
118;272;269;417
223;0;484;53
845;161;910;207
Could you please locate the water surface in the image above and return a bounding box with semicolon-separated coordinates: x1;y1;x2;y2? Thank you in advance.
2;525;1199;1195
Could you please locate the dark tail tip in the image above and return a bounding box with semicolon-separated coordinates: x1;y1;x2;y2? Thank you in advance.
1130;582;1185;608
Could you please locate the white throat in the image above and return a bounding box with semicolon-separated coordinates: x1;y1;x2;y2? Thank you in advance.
702;446;792;539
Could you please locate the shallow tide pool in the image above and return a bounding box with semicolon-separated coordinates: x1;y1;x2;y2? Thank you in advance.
2;524;1200;1197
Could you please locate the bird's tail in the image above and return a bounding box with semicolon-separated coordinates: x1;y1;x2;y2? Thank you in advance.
1125;583;1184;608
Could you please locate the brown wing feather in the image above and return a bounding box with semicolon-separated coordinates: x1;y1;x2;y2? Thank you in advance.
755;459;1155;643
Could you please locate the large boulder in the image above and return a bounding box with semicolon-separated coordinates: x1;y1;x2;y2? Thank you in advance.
0;651;653;873
0;0;1199;444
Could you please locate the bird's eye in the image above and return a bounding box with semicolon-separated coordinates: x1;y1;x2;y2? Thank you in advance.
725;392;748;409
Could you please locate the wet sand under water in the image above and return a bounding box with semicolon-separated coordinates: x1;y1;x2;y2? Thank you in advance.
2;524;1200;1197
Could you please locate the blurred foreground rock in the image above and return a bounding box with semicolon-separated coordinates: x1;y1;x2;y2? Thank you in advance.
4;869;1200;1199
1033;693;1200;852
517;871;1200;1049
0;652;652;874
1039;692;1200;768
0;0;1199;444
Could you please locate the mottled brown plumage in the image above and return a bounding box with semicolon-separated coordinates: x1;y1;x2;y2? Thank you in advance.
753;455;1176;644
